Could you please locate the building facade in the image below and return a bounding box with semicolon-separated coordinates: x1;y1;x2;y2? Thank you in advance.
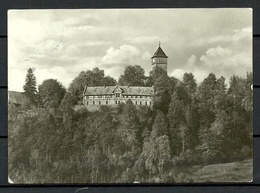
82;45;167;111
83;86;154;111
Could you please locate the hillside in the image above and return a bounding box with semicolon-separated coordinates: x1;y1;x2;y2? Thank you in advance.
190;159;252;183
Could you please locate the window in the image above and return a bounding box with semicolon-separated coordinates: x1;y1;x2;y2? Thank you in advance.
99;101;101;105
116;93;120;97
135;101;137;105
93;101;95;105
115;101;117;104
140;101;142;105
145;102;147;106
86;101;89;105
106;101;108;105
118;101;120;104
150;102;152;106
140;96;142;98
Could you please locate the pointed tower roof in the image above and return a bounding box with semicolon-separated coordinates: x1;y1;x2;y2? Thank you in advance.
151;45;168;59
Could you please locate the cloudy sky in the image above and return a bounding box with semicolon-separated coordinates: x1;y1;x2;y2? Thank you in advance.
8;9;252;91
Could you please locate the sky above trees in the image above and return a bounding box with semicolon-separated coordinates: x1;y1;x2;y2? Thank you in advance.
8;9;252;91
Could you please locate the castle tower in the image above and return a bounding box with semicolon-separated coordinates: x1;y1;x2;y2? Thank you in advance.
151;43;168;73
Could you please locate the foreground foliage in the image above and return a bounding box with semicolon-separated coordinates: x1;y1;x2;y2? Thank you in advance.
9;67;252;183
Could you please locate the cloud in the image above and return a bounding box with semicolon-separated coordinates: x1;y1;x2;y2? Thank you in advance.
187;55;197;66
170;69;186;80
8;9;252;91
170;55;209;83
126;36;160;44
199;26;252;77
189;27;252;47
199;45;251;79
170;26;252;84
102;44;141;64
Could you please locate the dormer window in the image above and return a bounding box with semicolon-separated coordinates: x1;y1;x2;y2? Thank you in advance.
116;93;120;97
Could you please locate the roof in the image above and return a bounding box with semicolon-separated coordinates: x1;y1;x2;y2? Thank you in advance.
8;91;26;105
84;86;154;96
151;46;168;59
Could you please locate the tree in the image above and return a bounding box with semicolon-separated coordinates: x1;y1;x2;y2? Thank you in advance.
38;79;66;109
184;101;200;150
153;71;171;114
196;73;218;130
117;100;141;153
183;72;197;95
226;74;252;155
23;68;38;106
151;110;168;138
198;110;228;164
242;72;253;112
167;93;186;155
118;65;146;86
142;110;171;181
59;92;77;113
146;66;168;86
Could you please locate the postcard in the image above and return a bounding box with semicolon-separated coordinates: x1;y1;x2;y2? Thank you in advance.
8;9;252;183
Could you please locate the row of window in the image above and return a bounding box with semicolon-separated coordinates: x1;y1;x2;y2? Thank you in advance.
85;100;152;106
86;101;109;105
152;58;167;64
122;95;151;99
86;95;112;99
85;95;152;99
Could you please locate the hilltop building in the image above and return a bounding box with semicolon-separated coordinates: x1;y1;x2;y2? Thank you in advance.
83;85;154;111
8;91;26;107
151;43;168;73
82;45;168;111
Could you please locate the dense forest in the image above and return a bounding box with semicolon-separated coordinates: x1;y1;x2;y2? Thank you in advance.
8;66;252;183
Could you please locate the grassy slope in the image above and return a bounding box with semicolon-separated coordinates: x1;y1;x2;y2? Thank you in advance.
189;159;253;183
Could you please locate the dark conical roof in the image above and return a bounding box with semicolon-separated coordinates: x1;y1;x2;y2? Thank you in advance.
151;46;168;59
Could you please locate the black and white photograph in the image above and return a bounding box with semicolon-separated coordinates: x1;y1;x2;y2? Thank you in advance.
8;9;252;183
